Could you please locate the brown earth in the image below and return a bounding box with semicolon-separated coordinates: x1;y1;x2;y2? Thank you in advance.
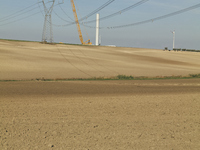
0;40;200;149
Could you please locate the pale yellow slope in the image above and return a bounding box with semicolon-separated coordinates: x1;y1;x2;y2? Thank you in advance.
0;40;200;80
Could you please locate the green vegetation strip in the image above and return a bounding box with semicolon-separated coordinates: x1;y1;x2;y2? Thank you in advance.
0;74;200;82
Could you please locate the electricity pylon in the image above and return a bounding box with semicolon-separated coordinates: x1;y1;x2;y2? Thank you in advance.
42;0;55;44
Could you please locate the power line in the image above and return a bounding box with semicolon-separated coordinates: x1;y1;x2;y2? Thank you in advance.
55;0;148;27
71;0;148;29
53;10;73;23
106;3;200;29
56;44;93;77
83;2;200;30
52;1;74;23
1;1;199;35
0;1;50;26
0;2;39;21
0;6;40;22
0;2;63;27
52;0;115;27
79;0;115;22
58;4;74;21
85;0;149;24
38;0;45;16
0;12;41;26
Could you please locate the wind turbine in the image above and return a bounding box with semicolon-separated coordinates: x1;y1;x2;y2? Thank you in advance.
171;30;175;50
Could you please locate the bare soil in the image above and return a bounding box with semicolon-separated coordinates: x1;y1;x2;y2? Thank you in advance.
0;40;200;149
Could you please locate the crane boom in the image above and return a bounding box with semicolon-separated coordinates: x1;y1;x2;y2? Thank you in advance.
70;0;92;45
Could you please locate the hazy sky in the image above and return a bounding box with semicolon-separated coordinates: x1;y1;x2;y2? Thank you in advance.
1;0;200;49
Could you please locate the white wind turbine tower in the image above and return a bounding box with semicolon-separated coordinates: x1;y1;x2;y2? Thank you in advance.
171;30;175;50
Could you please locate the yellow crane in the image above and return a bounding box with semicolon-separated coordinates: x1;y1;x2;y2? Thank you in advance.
70;0;92;45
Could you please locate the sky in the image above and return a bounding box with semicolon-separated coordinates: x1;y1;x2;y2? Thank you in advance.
0;0;200;50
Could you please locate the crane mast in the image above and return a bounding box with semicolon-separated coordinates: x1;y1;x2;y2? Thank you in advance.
70;0;92;45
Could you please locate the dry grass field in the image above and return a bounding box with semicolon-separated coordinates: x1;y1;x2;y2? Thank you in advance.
0;39;200;149
1;39;200;80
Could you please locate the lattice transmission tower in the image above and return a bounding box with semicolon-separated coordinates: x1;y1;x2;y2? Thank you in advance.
42;0;55;44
